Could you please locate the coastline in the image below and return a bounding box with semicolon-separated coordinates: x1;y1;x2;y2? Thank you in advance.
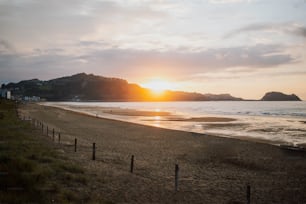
42;101;306;148
20;103;306;203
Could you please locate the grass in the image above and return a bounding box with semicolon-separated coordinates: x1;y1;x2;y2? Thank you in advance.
0;99;92;203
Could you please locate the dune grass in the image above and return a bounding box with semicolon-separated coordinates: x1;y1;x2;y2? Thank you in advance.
0;99;93;203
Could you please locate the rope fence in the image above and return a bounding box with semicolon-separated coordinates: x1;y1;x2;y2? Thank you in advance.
18;111;254;203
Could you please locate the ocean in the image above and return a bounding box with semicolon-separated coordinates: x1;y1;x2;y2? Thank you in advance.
44;101;306;147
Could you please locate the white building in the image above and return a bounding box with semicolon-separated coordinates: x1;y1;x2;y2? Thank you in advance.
6;91;11;99
0;89;11;99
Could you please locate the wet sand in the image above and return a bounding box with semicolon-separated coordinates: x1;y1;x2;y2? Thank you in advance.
156;117;236;122
102;109;235;122
46;104;237;123
20;103;306;203
103;109;171;117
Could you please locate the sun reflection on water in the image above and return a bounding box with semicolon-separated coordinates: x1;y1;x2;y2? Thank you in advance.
154;116;161;120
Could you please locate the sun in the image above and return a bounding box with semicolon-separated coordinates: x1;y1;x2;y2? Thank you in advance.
141;79;174;95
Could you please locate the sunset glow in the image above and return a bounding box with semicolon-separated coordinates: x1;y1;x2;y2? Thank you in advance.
0;1;305;99
141;79;174;95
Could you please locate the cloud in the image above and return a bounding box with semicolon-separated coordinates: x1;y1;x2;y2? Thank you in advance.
0;42;297;84
0;0;167;50
85;44;295;71
0;0;304;86
225;23;306;38
295;26;306;37
0;39;15;54
188;67;306;81
209;0;253;3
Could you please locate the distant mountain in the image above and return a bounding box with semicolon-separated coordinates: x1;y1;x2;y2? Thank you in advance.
2;73;243;101
261;92;301;101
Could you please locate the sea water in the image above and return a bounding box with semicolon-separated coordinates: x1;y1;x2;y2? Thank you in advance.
44;101;306;146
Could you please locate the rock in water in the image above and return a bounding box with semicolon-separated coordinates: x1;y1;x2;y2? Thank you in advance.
261;92;301;101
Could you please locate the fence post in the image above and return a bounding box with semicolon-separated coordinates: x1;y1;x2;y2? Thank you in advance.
92;143;96;160
247;184;251;204
58;132;61;144
52;129;55;141
74;138;77;152
175;164;179;192
130;155;134;173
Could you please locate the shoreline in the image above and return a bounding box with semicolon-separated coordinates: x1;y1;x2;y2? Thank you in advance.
41;103;272;145
19;103;306;203
41;102;306;149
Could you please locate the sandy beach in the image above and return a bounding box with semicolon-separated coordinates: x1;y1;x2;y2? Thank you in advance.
20;103;306;203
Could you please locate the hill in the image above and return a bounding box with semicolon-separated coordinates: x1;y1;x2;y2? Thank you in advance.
1;73;243;101
261;92;301;101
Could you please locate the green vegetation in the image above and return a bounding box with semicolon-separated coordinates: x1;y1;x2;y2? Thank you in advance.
0;99;90;203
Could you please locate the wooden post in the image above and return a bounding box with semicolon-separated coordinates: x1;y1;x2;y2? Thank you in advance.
74;138;77;152
130;155;134;173
52;129;55;141
92;143;96;160
175;164;179;192
58;132;61;143
247;185;251;204
47;126;48;136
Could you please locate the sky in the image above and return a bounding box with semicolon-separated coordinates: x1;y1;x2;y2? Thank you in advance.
0;0;305;100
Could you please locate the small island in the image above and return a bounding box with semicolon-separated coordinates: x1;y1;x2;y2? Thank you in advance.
261;91;301;101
